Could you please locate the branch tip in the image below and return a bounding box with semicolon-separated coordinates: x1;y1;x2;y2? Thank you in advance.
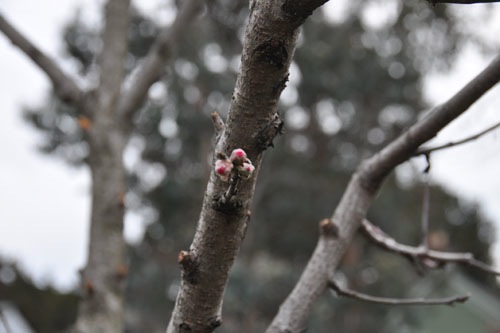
416;120;500;156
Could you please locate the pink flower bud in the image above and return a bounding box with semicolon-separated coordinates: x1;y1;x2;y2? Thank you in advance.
215;159;233;182
237;162;255;178
230;148;247;165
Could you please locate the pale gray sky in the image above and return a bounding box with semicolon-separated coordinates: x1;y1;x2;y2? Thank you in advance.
0;0;499;290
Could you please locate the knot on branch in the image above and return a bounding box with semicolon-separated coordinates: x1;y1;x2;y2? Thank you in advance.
319;218;339;238
206;316;222;329
115;264;128;280
178;250;199;284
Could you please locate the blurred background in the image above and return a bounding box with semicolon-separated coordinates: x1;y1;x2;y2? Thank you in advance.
1;0;500;332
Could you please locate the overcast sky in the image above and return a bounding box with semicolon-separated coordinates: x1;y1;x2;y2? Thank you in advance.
0;0;499;290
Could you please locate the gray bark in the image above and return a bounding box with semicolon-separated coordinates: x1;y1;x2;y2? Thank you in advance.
166;1;325;332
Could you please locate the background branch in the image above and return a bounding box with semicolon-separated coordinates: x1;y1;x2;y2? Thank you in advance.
416;120;500;155
95;0;130;110
267;54;500;333
0;13;83;107
421;157;431;250
118;0;202;119
328;279;469;306
361;219;500;276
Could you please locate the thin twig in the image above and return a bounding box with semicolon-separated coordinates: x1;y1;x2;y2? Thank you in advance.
416;120;500;155
328;279;469;306
421;156;431;250
211;111;225;144
361;219;500;276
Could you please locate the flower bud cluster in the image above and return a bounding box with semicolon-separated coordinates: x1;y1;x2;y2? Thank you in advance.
215;148;255;182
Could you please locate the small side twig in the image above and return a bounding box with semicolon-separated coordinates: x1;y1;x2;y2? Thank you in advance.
211;111;225;143
361;219;500;276
328;279;469;306
421;155;431;250
415;120;500;156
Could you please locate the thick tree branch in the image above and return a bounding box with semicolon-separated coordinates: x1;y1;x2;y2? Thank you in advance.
118;0;202;119
267;54;500;332
361;219;500;276
416;120;500;155
166;1;326;332
95;0;130;112
0;13;83;107
328;279;469;306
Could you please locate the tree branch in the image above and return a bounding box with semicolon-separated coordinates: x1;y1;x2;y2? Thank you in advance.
0;12;83;107
361;219;500;276
266;54;500;333
118;0;202;119
415;120;500;155
95;0;131;111
328;279;469;306
166;0;328;331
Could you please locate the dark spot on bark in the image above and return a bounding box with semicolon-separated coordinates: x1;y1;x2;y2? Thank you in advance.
212;194;243;215
254;39;288;69
281;0;314;22
179;322;192;331
254;113;284;151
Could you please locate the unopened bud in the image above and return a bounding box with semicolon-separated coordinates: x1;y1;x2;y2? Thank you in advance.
230;148;247;165
215;158;233;182
237;162;255;178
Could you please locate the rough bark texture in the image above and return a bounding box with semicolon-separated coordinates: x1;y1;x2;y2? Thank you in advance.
165;1;325;332
266;54;500;333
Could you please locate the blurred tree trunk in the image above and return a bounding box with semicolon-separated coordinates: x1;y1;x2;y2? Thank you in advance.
74;0;131;331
